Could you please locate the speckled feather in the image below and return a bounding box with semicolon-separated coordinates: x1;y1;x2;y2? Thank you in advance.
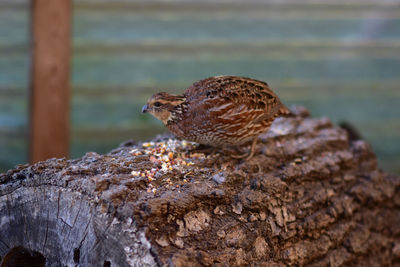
153;75;290;146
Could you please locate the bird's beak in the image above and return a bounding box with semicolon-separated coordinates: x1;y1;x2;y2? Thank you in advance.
142;104;149;113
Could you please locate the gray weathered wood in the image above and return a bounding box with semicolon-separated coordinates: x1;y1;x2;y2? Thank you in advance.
1;107;399;266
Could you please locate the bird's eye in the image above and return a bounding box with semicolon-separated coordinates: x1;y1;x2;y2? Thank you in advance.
154;102;162;107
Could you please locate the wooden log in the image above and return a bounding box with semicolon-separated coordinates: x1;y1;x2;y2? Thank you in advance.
1;107;399;266
29;0;72;164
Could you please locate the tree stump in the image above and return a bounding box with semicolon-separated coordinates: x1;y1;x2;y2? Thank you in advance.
1;107;399;266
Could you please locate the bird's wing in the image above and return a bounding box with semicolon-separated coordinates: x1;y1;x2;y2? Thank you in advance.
184;75;286;119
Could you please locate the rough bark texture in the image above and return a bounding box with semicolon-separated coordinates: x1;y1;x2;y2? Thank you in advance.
1;107;399;266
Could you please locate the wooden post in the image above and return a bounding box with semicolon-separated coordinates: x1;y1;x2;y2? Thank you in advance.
29;0;72;163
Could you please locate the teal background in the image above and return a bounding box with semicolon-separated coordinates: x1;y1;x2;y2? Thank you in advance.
0;0;399;174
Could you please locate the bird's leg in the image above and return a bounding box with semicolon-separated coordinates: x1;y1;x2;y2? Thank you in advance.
187;144;220;156
231;137;258;160
246;137;259;160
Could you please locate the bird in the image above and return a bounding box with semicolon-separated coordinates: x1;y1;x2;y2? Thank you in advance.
142;75;291;160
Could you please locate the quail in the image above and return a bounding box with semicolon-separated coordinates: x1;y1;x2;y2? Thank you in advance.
142;75;290;159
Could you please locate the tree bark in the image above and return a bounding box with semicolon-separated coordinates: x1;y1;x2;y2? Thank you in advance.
1;107;399;266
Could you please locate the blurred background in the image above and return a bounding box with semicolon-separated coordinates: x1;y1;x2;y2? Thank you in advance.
0;0;399;174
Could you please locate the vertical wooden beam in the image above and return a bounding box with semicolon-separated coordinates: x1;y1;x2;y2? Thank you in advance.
30;0;72;163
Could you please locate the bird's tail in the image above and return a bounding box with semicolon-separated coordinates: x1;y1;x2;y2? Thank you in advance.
278;104;295;117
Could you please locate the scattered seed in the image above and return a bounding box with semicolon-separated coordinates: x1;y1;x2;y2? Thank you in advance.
131;170;140;176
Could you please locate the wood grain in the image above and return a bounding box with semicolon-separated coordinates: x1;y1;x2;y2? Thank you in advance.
1;110;399;265
29;0;72;163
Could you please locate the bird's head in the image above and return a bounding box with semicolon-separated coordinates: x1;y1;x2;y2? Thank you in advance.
142;92;186;125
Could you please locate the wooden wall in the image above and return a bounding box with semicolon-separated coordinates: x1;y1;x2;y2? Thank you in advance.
1;0;400;174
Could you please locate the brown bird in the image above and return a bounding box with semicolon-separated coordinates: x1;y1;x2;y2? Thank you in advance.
142;75;290;159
